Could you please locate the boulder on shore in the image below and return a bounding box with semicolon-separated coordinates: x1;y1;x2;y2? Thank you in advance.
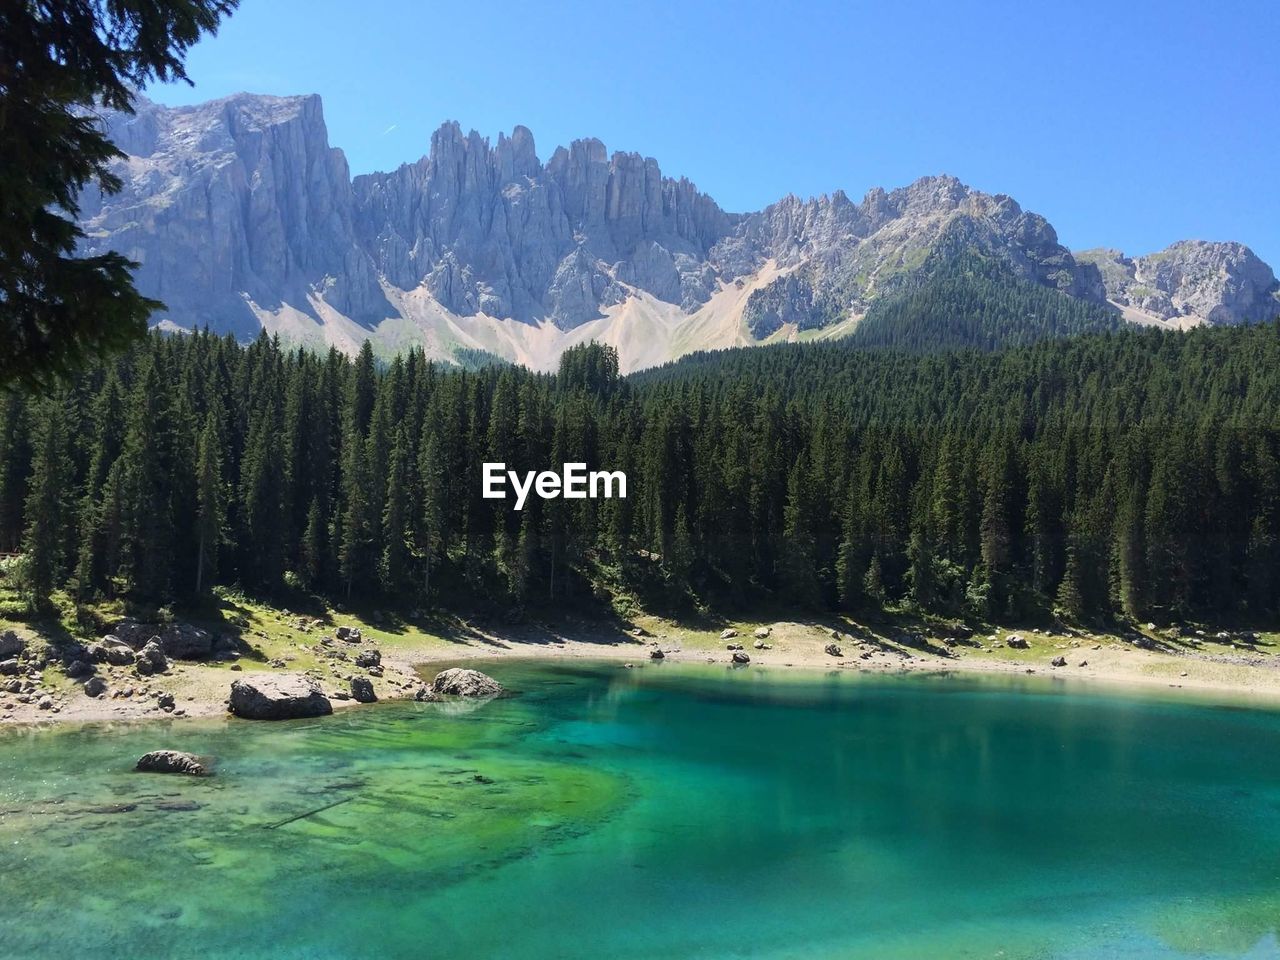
0;629;25;659
1050;655;1068;667
229;674;333;720
430;668;504;698
135;640;169;676
111;620;214;659
731;651;751;664
1006;635;1030;649
336;626;362;643
136;750;209;777
350;677;377;703
720;629;738;640
84;676;107;698
649;649;665;660
91;637;136;665
824;643;842;657
754;627;772;640
354;649;381;668
65;659;93;679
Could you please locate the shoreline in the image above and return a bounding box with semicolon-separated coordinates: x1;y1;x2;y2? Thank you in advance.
3;612;1279;730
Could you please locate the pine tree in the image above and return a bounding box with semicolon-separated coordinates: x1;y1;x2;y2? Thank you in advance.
417;429;445;596
338;423;374;600
21;397;71;604
1055;543;1086;621
119;352;174;598
380;426;409;594
194;411;226;594
780;460;820;607
1114;487;1147;620
300;497;326;588
906;529;937;611
862;554;885;605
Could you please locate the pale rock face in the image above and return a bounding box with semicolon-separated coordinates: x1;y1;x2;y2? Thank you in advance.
720;176;1108;335
350;122;732;328
79;93;386;337
77;92;1278;368
1076;242;1280;325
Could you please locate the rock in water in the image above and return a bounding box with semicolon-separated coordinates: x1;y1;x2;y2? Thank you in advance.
228;675;333;720
136;750;209;777
350;677;376;703
430;668;504;698
413;686;440;702
649;649;665;660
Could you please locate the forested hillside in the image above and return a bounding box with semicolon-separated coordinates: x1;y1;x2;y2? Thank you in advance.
4;323;1280;625
845;253;1125;352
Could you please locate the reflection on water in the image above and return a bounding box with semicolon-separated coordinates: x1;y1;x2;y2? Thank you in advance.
1;662;1279;959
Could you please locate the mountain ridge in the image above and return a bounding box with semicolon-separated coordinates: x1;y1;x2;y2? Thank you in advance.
79;91;1280;371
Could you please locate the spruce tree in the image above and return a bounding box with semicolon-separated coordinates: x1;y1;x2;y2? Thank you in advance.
780;460;820;607
380;426;410;594
194;411;226;594
21;397;71;604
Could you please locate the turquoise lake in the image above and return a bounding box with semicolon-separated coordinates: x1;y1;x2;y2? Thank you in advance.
2;661;1280;959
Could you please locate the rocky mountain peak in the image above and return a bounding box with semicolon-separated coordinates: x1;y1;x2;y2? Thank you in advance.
76;91;1279;369
1077;241;1280;325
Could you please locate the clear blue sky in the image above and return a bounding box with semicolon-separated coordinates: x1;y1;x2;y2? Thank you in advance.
151;0;1280;266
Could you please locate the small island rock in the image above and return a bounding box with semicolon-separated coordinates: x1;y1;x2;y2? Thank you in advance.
430;668;504;698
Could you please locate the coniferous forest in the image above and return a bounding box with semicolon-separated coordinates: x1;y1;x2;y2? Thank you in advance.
3;321;1280;626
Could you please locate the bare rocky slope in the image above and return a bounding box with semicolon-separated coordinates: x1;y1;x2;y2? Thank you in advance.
79;92;1280;371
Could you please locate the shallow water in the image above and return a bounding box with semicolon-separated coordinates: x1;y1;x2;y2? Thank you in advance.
2;662;1279;959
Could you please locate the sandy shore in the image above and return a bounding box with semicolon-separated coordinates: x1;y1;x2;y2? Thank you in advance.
3;615;1279;728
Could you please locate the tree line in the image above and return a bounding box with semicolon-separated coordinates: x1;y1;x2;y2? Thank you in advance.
4;322;1280;626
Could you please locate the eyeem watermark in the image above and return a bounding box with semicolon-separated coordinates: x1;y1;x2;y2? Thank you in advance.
482;463;627;511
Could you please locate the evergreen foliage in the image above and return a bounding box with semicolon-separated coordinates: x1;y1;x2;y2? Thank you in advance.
0;0;238;388
5;323;1280;626
847;253;1124;352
